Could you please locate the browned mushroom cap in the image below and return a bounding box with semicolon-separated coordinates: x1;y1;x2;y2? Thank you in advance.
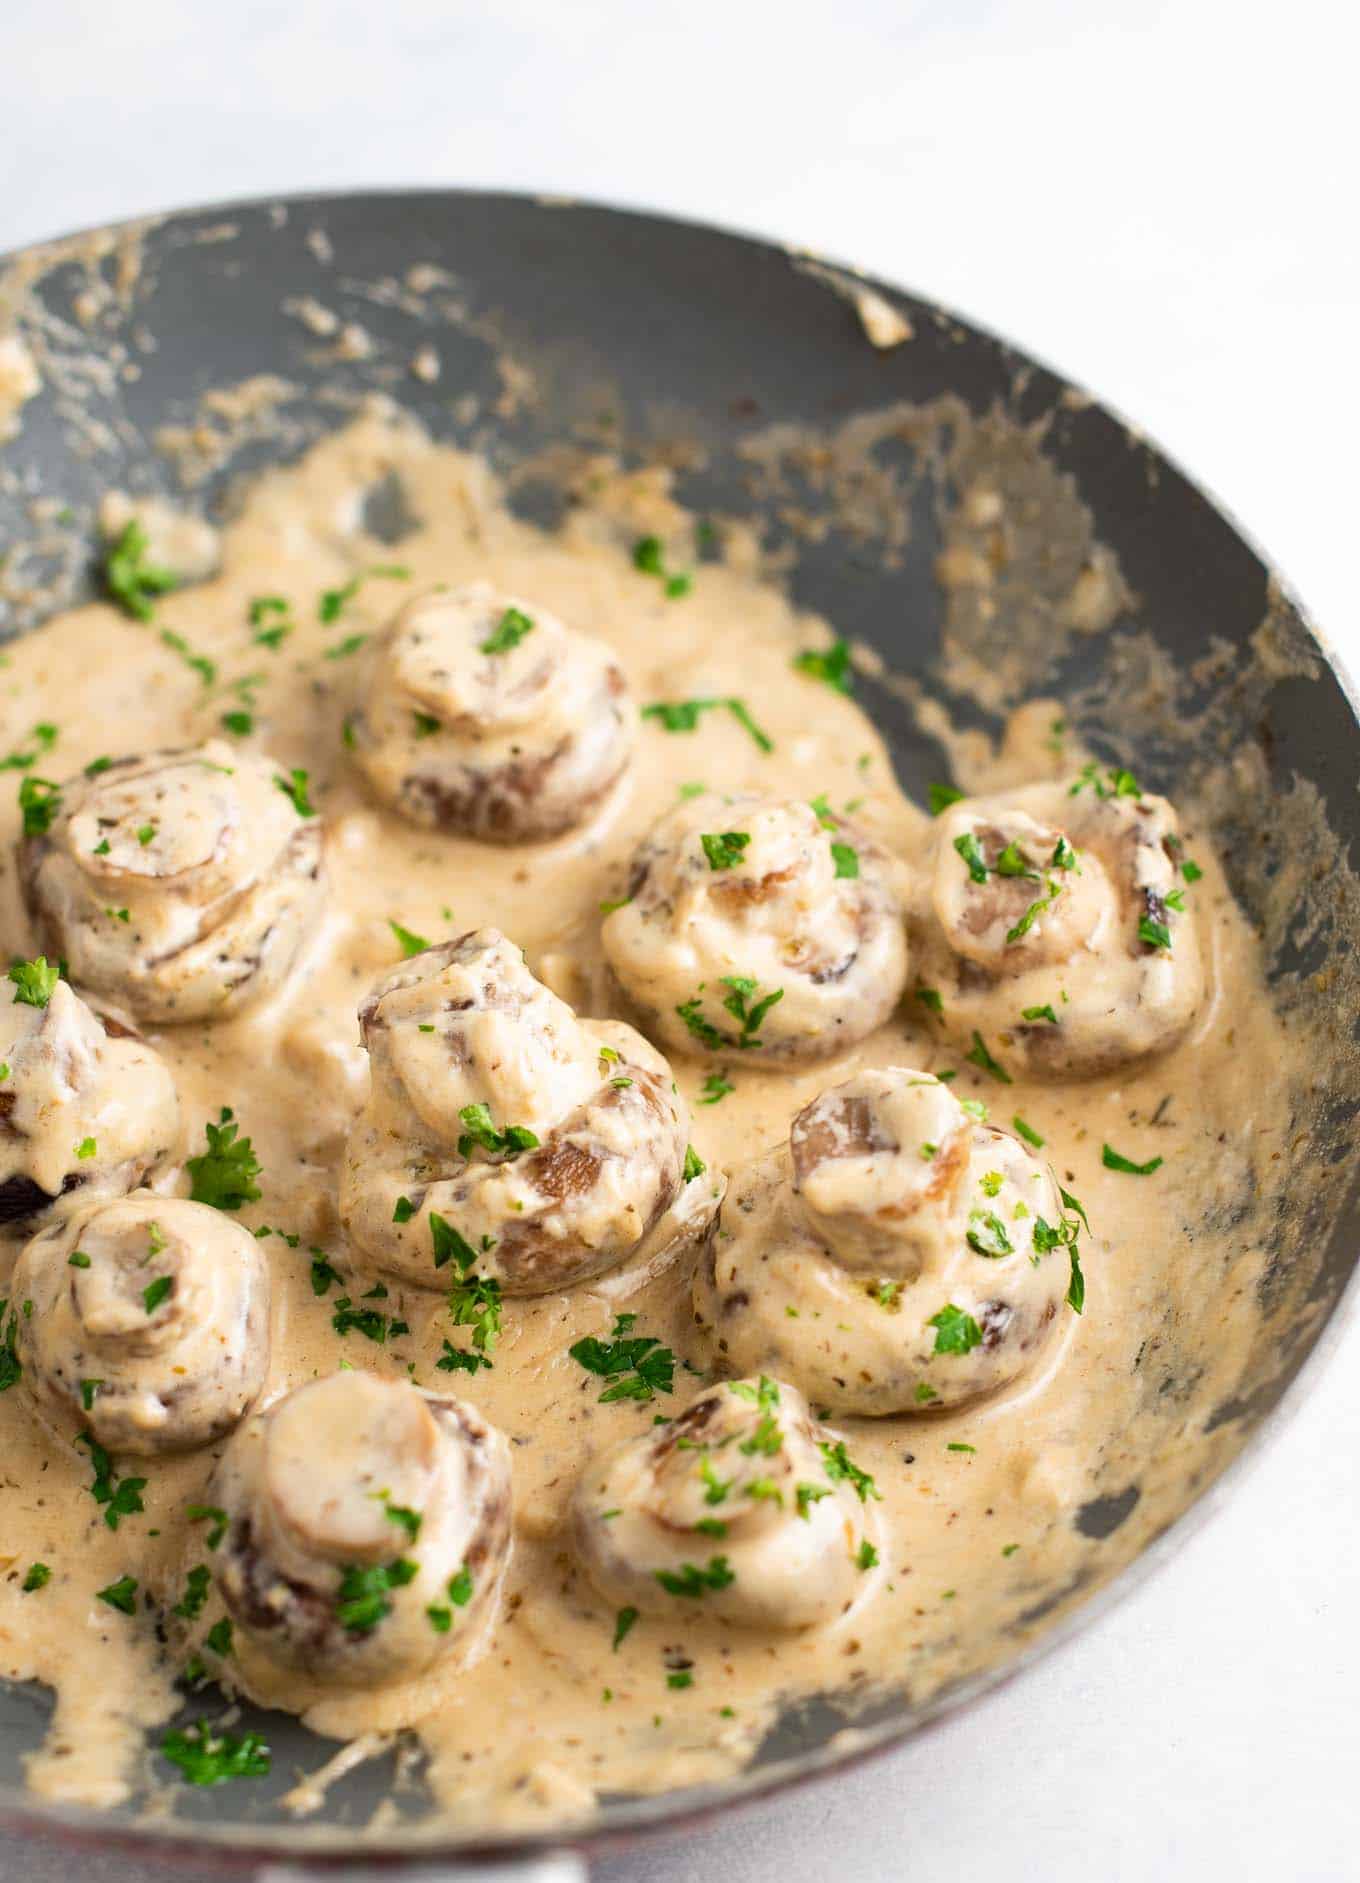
909;776;1205;1078
19;741;326;1025
13;1192;269;1455
573;1376;881;1631
340;928;692;1294
601;792;909;1065
0;977;179;1237
693;1067;1077;1415
347;582;631;841
207;1372;512;1689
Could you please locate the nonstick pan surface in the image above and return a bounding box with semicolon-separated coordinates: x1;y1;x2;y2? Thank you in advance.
0;189;1356;1873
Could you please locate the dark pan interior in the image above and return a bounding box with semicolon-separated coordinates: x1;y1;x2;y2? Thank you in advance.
0;190;1356;1867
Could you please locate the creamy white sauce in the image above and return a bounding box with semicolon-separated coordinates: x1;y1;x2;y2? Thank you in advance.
0;411;1298;1834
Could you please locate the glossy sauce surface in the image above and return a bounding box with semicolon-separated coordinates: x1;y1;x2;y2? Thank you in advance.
0;412;1297;1831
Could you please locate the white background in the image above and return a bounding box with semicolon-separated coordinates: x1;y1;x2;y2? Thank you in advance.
2;4;1358;1880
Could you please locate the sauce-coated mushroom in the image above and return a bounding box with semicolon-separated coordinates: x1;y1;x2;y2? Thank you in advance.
14;1192;269;1454
340;928;692;1293
0;974;179;1236
909;774;1204;1077
573;1375;881;1630
347;581;631;841
694;1067;1079;1414
208;1372;511;1687
20;741;326;1025
602;792;908;1065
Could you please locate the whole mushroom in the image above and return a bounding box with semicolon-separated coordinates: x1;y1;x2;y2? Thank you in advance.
0;967;179;1236
13;1192;269;1455
20;741;326;1025
207;1372;512;1688
601;791;909;1065
693;1067;1080;1415
908;771;1205;1077
340;928;693;1294
573;1375;882;1631
347;581;631;841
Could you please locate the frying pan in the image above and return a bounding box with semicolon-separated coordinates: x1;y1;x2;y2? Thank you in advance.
0;189;1356;1880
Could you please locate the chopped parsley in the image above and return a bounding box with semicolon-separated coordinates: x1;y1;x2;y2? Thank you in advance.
964;1031;1011;1083
683;1144;706;1182
332;1296;410;1344
697;1070;734;1105
142;1275;173;1315
612;1605;640;1650
430;1213;478;1271
929;783;964;816
796;1482;832;1519
1070;761;1142;800
187;1107;262;1211
570;1313;675;1403
954;830;989;883
928;1303;983;1355
309;1248;342;1295
818;1438;880;1503
95;1574;139;1615
160;1724;270;1786
1012;1115;1045;1150
173;1565;211;1620
323;632;368;660
436;1338;492;1375
641;696;774;753
915;986;944;1015
700;830;750;871
426;1565;474;1631
0;723;58;775
1138;913;1173;951
856;1539;879;1572
375;1492;422;1541
966;1210;1013;1258
158;627;216;686
1182;859;1204;883
389;919;431;957
1021;1004;1059;1025
76;1431;146;1530
676;975;785;1054
632;536;692;598
103;521;177;621
17;776;62;837
9;956;59;1008
187;1503;228;1550
318;564;410;623
791;638;853;694
1102;1144;1164;1176
442;1218;503;1358
335;1557;418;1633
457;1103;539;1160
480;606;535;654
654;1557;735;1598
0;1303;21;1394
995;840;1040;880
830;840;859;879
1006;877;1063;944
274;768;314;816
21;1563;50;1593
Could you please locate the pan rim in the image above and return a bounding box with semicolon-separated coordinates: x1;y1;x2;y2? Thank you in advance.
0;181;1356;1868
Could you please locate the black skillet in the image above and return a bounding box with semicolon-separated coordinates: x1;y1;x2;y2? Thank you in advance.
0;190;1356;1879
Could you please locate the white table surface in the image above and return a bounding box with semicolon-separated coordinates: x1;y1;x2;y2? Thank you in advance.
2;3;1357;1879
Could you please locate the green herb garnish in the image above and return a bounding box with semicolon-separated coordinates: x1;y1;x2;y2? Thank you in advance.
1102;1144;1164;1176
187;1108;262;1211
